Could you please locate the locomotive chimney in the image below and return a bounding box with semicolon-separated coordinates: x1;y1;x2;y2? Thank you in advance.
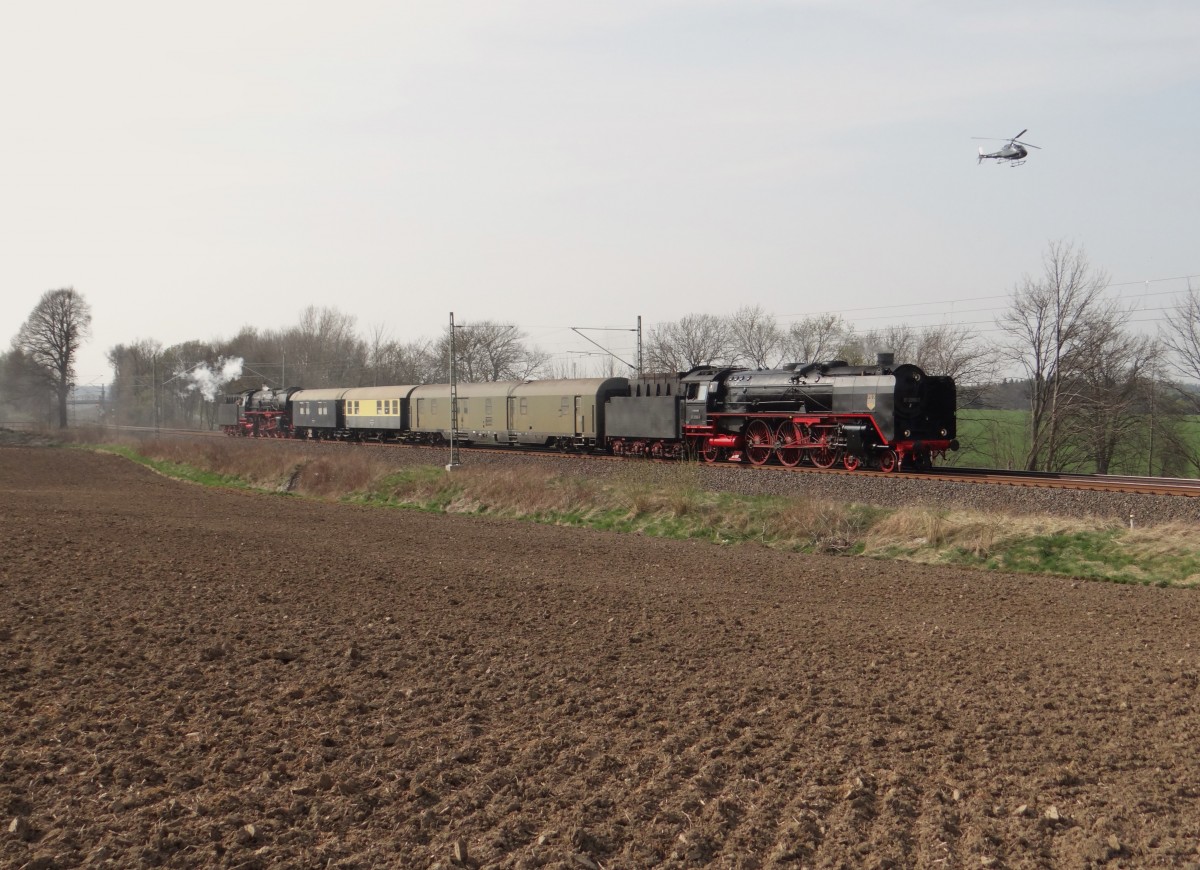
876;352;894;370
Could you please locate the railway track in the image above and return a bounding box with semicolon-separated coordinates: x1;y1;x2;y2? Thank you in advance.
928;467;1200;498
108;425;1200;499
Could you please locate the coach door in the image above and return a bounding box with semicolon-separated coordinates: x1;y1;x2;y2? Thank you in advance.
507;396;520;443
574;395;586;437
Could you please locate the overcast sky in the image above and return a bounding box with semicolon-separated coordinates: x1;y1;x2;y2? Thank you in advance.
2;0;1198;385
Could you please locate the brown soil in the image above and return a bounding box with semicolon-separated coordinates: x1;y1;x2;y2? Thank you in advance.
3;447;1200;869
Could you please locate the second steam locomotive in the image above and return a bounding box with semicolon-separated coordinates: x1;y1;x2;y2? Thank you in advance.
218;353;958;472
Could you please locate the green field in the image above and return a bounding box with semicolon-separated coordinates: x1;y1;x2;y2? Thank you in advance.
948;409;1200;477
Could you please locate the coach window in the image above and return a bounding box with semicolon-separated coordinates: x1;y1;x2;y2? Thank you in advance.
560;397;569;416
520;398;528;415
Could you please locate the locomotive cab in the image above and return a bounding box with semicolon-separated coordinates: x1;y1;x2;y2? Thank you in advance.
681;366;739;429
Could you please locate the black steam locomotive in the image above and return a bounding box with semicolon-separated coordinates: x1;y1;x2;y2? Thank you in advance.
607;354;957;470
219;354;957;472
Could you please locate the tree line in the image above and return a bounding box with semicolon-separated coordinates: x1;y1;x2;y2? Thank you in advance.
4;241;1200;475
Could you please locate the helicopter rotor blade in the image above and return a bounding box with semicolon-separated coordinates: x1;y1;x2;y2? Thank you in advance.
1013;129;1028;140
1014;140;1041;150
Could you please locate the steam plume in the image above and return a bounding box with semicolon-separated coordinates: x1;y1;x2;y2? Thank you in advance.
183;357;244;401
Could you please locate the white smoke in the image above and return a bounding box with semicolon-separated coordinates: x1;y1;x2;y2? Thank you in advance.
183;357;245;401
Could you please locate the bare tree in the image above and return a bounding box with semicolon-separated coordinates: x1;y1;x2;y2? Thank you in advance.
161;340;225;427
913;323;998;389
106;339;163;427
365;324;391;387
1139;383;1200;476
217;326;285;390
434;320;548;382
645;314;734;372
779;314;850;364
229;307;367;389
275;306;368;387
0;348;55;423
847;322;998;429
1161;288;1200;411
1065;321;1159;473
833;333;872;365
728;305;782;368
855;325;918;365
996;241;1113;471
368;331;439;385
13;288;93;428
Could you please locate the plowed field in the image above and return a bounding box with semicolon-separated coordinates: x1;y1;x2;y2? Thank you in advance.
3;446;1200;869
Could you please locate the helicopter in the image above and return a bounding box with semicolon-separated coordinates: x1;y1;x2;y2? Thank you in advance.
973;129;1041;165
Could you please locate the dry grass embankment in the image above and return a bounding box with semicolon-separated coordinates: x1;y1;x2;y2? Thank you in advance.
59;431;1200;588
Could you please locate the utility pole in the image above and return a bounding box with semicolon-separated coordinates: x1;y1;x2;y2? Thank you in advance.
637;315;643;377
447;312;461;470
153;355;160;434
1148;370;1156;476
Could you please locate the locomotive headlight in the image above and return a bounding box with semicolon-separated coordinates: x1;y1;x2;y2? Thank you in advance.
940;429;947;436
904;429;911;437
